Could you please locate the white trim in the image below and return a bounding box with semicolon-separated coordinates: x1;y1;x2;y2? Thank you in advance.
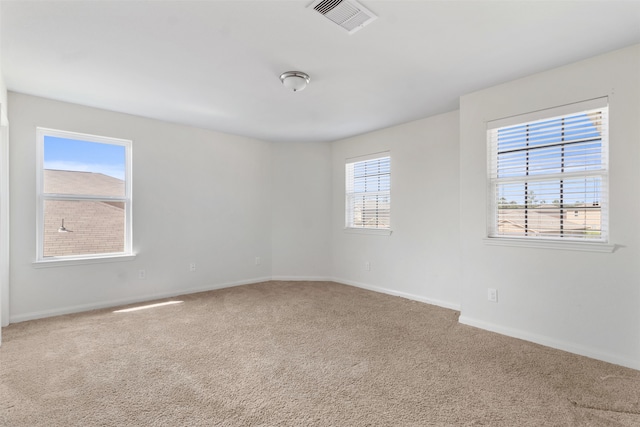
41;193;128;202
35;127;133;262
36;127;132;147
344;227;392;236
331;277;461;311
32;253;137;268
458;315;639;371
9;276;273;323
345;153;391;230
9;277;461;323
0;123;8;328
483;237;616;253
486;102;609;242
491;169;606;185
345;150;390;164
11;274;637;371
271;275;333;281
486;96;609;130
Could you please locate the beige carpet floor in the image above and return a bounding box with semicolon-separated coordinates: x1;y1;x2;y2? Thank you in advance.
1;280;639;426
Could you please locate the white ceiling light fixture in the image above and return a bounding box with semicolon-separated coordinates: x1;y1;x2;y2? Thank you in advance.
280;71;310;92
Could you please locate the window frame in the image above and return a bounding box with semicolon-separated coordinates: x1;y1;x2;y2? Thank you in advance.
35;128;134;265
485;98;614;252
344;152;392;234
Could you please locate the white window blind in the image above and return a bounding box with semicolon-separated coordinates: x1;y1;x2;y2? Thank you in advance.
346;154;391;229
487;99;608;241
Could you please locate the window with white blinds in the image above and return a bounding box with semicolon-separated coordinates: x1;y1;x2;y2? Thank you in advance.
345;153;391;229
487;98;608;241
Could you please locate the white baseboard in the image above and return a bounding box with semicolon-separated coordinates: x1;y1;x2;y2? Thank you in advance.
459;315;640;371
9;276;273;323
330;277;461;311
9;276;461;323
9;276;638;371
271;275;332;282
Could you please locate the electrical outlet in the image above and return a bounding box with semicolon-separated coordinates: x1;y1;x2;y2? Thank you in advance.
189;262;196;272
255;257;261;266
364;261;371;271
488;288;498;303
138;269;146;279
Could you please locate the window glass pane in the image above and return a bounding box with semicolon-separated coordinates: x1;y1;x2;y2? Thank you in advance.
346;155;390;229
496;178;602;239
497;207;562;238
491;105;606;241
351;194;390;228
497;206;601;239
44;136;125;197
527;118;563;148
527;146;561;175
561;205;602;239
563;141;602;172
496;115;603;178
43;200;125;257
562;177;602;206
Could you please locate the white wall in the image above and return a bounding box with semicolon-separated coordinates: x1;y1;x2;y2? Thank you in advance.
271;141;332;280
0;73;6;125
330;111;461;310
8;92;273;321
458;44;640;370
0;23;8;331
0;8;7;128
5;45;639;371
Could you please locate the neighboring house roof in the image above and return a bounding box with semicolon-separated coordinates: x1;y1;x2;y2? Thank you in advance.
43;170;125;257
44;169;124;196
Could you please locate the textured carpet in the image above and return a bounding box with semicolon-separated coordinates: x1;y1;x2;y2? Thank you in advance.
1;281;639;426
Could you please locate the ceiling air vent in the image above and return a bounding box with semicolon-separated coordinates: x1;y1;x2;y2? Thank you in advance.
308;0;377;34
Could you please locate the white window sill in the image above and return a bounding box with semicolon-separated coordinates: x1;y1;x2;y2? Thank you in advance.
344;228;392;236
33;253;137;268
483;238;615;253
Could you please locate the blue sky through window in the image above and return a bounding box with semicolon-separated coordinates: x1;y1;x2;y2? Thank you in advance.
496;111;603;206
351;157;390;193
44;136;126;180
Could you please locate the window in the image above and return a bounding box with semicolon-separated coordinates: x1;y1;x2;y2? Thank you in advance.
36;128;133;262
487;98;608;242
345;153;391;230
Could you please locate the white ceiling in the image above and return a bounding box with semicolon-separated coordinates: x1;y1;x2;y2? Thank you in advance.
2;0;640;143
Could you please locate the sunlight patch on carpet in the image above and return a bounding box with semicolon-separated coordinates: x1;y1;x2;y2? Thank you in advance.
113;301;183;313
